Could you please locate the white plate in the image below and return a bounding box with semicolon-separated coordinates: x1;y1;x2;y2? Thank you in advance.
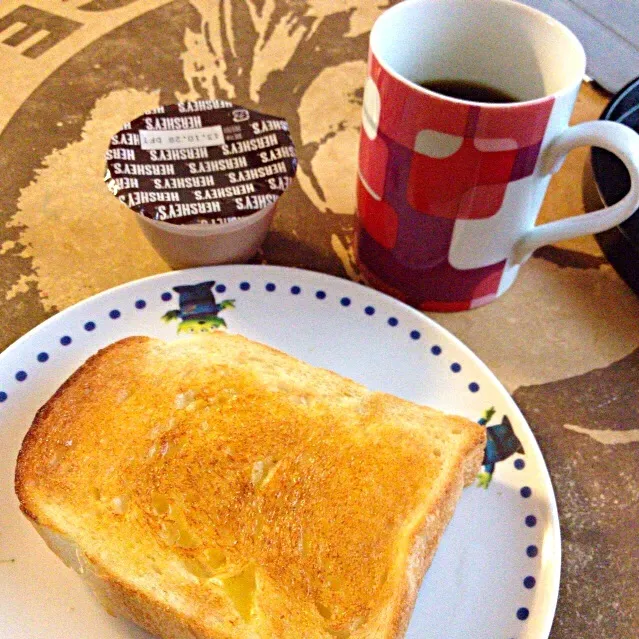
0;265;559;639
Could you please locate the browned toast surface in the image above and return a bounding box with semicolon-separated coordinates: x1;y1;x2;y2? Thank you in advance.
16;333;485;638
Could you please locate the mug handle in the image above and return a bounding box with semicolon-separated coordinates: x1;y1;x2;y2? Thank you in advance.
512;120;639;264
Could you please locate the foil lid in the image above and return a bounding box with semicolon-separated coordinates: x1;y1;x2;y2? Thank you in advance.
105;100;297;225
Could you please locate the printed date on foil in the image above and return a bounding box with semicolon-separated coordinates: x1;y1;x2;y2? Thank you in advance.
140;126;225;151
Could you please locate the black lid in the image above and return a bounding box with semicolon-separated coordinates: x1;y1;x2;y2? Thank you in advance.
591;76;639;295
105;102;297;225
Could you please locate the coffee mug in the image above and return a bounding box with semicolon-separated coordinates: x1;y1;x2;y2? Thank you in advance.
356;0;639;311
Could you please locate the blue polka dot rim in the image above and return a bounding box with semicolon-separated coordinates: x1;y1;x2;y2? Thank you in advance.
516;607;530;621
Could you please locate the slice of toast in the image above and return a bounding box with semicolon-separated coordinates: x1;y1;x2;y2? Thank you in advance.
15;333;485;639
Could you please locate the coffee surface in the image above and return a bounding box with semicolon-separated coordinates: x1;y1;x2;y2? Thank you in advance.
419;79;518;103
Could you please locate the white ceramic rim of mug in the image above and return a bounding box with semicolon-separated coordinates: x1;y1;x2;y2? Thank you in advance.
370;0;587;109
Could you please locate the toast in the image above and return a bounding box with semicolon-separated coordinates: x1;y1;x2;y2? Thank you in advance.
15;333;485;638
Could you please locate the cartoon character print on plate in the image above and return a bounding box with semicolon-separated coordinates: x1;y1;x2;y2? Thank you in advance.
476;407;525;488
357;54;555;311
161;281;234;333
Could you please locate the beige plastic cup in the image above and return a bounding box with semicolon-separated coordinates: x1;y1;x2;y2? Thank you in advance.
135;203;277;269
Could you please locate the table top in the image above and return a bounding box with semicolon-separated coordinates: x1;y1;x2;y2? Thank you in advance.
0;2;637;637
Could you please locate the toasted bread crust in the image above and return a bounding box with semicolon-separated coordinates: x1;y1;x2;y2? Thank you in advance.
388;426;485;639
15;333;485;638
16;336;152;525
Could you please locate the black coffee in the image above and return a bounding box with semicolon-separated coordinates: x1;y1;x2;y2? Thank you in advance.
419;79;518;104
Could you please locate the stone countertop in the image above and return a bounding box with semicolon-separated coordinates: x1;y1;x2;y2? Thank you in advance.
0;1;637;637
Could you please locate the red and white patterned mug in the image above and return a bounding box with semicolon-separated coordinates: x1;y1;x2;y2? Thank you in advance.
356;0;639;312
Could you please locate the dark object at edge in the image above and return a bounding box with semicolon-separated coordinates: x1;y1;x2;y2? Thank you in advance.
591;75;639;296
